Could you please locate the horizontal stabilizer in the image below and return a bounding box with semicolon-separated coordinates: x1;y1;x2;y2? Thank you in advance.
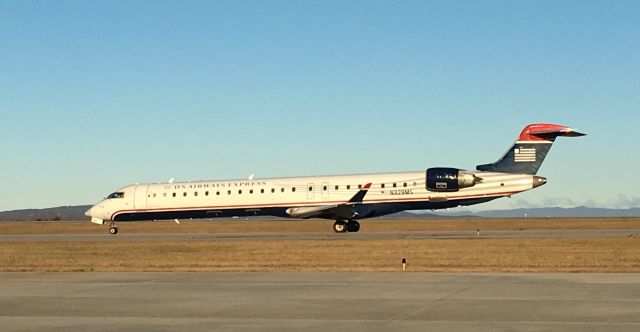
518;123;586;142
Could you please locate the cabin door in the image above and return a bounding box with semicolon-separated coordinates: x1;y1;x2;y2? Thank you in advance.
133;184;149;210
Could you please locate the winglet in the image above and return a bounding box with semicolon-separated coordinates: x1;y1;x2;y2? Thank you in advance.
348;183;372;203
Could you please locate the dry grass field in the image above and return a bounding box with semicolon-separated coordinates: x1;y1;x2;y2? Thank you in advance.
2;217;640;235
1;218;640;272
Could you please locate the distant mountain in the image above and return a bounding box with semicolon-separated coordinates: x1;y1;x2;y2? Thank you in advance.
0;205;92;221
436;207;640;218
378;211;442;219
384;211;479;219
1;205;639;221
0;206;434;221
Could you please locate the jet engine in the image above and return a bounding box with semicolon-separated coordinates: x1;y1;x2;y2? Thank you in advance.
426;168;482;192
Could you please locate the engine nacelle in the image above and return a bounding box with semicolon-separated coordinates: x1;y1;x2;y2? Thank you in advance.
426;167;481;192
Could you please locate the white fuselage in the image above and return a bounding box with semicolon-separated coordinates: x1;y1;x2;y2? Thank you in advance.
86;170;539;223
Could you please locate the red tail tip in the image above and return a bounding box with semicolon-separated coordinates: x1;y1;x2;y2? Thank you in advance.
518;123;585;141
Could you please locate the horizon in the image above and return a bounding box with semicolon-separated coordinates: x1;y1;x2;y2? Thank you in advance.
2;1;639;211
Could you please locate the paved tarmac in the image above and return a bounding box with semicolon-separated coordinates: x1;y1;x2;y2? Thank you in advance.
1;272;639;332
1;229;639;242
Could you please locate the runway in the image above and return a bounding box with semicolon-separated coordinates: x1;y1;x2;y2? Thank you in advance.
1;272;639;332
1;229;639;242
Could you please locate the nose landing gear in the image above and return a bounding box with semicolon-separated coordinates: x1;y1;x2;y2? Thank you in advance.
333;220;360;233
107;222;119;235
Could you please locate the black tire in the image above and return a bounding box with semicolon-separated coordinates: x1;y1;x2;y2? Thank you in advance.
333;221;347;233
347;220;360;232
108;227;118;235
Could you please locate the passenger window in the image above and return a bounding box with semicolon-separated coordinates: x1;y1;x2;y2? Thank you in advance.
281;188;285;193
216;191;220;195
172;192;176;197
393;183;397;188
358;184;362;189
292;187;296;192
381;184;385;188
205;191;209;196
323;186;327;191
183;192;187;197
403;183;407;187
308;186;313;191
163;193;167;198
194;192;198;196
261;189;264;194
271;188;275;193
227;190;231;195
335;185;339;190
346;185;351;190
238;190;242;194
250;189;253;194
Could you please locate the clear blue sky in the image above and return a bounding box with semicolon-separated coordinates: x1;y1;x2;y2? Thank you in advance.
1;0;639;211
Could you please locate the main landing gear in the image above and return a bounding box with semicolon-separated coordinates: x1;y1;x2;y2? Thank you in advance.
333;220;360;233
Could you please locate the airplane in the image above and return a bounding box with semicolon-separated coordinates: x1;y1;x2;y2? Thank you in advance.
85;123;585;235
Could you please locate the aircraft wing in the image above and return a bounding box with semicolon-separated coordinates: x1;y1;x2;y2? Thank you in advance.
285;183;372;220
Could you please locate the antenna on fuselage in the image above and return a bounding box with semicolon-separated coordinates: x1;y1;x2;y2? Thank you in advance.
247;174;255;180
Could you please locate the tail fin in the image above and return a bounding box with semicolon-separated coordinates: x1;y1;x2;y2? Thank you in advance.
476;123;585;175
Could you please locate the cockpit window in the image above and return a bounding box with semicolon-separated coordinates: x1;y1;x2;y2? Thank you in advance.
107;192;125;199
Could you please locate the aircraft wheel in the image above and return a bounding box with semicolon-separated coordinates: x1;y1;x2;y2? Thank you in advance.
333;221;347;233
108;227;118;235
347;220;360;233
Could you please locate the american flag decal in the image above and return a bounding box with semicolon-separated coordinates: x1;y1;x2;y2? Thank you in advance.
514;147;536;162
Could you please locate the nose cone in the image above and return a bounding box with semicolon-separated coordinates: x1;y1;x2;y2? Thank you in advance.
533;176;547;188
84;207;93;217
